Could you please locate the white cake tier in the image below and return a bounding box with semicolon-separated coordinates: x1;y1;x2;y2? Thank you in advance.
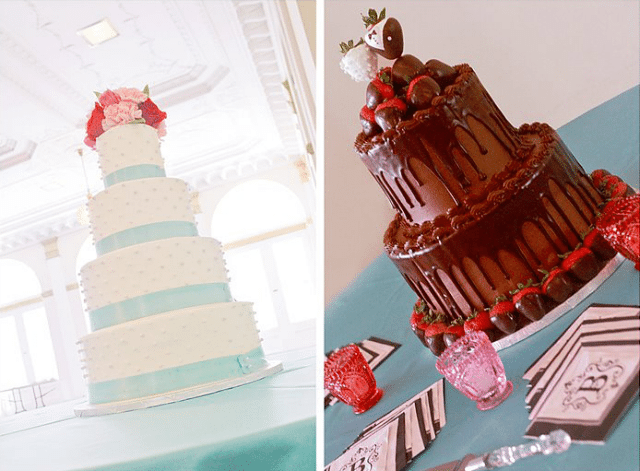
96;123;163;182
80;237;229;312
79;302;260;383
77;302;268;404
88;177;196;254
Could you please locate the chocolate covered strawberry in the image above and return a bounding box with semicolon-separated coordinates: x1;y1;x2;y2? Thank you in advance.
600;174;621;195
609;181;632;199
424;59;457;87
339;38;378;82
366;76;395;110
561;247;600;282
362;9;404;60
377;67;392;82
406;75;440;110
463;311;493;334
421;321;448;356
511;284;547;321
410;301;447;356
488;299;517;334
582;228;617;260
375;97;407;131
590;169;611;188
443;321;465;347
360;105;381;137
391;54;427;89
541;267;576;303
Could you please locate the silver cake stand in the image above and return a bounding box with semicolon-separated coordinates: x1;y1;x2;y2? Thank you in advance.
492;254;626;351
74;360;283;417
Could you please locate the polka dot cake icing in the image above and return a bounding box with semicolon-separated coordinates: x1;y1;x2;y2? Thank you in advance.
78;105;278;408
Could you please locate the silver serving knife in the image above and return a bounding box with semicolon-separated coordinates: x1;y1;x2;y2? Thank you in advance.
423;430;571;471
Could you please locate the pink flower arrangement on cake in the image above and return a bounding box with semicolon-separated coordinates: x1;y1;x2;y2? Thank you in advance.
84;85;167;149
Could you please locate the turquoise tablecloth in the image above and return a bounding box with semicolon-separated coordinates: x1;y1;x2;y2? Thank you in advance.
0;348;315;471
325;86;639;471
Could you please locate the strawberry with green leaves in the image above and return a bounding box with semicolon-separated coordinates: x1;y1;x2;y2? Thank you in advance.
463;310;495;337
410;300;447;356
366;75;395;110
391;54;427;90
360;105;381;137
560;247;600;282
488;298;517;334
600;174;622;195
609;181;631;199
511;281;547;321
406;75;440;110
339;38;378;83
443;319;465;347
590;169;611;189
540;267;576;303
362;8;404;61
374;97;407;131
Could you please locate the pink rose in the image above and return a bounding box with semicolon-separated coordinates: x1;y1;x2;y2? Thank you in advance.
102;101;142;130
98;89;119;107
115;87;148;103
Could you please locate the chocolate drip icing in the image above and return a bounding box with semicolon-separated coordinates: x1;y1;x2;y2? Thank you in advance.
357;65;522;225
356;62;607;322
384;132;603;319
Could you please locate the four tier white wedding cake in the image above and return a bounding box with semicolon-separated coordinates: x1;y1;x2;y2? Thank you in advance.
75;87;281;415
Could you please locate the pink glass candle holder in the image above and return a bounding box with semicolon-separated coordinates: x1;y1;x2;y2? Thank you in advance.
436;330;513;410
596;194;640;270
324;344;383;414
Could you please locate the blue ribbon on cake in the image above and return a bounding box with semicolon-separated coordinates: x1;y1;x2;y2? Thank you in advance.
95;221;199;255
89;283;233;330
104;164;166;187
88;347;268;404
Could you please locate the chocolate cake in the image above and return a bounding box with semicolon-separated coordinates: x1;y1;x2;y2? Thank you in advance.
341;11;630;353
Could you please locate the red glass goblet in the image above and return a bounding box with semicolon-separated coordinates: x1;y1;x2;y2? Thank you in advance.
596;194;640;270
324;344;383;414
436;331;513;410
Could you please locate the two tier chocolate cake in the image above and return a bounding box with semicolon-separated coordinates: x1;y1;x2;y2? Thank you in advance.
341;10;632;354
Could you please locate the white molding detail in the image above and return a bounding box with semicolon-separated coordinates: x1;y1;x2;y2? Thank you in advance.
0;139;36;171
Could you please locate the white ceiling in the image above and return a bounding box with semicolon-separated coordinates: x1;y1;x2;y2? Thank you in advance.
0;0;310;254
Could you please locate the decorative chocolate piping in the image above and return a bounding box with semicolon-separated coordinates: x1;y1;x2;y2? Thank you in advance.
383;129;604;320
357;65;528;224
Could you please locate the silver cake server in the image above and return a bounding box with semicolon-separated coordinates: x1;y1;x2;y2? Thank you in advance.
423;430;571;471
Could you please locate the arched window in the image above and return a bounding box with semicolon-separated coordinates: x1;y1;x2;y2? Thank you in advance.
75;236;97;331
75;237;97;275
212;179;315;353
0;259;58;417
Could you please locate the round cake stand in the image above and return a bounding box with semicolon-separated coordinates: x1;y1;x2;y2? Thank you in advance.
74;360;283;417
492;254;626;351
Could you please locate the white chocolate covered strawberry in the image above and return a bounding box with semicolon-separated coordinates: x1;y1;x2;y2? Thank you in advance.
339;39;378;82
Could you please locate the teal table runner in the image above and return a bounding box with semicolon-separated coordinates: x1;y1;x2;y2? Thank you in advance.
0;348;315;471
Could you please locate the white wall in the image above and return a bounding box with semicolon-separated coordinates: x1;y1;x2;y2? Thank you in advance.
324;0;640;304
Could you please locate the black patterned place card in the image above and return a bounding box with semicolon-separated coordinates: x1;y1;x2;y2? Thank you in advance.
525;325;640;410
524;305;639;381
326;414;402;471
524;304;640;444
525;341;639;443
349;379;445;469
